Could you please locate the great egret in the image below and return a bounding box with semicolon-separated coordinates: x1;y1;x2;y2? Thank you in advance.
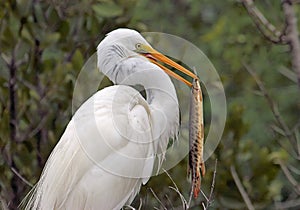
24;28;197;210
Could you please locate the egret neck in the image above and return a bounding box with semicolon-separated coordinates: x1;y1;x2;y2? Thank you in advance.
98;43;179;163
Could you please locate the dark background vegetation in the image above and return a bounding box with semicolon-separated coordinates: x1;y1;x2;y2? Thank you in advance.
0;0;299;209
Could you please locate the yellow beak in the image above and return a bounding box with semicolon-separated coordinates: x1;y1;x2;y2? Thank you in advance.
140;45;198;87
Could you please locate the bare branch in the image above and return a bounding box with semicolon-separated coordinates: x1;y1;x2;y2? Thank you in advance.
288;163;300;175
187;184;193;208
242;0;300;86
125;198;143;210
10;167;33;188
148;188;167;210
201;202;206;210
169;186;190;210
276;159;300;195
243;63;298;155
163;169;188;209
278;66;298;83
164;194;174;210
6;42;25;210
200;190;208;203
241;0;286;44
8;50;18;143
230;165;255;210
275;198;300;209
137;198;142;210
282;0;300;87
205;159;217;209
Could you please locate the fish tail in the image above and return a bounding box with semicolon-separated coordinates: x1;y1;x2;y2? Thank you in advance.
193;168;201;198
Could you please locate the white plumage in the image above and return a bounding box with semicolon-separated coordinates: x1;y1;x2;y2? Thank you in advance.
24;28;196;210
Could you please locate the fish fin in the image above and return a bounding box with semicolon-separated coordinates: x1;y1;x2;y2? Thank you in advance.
200;162;206;177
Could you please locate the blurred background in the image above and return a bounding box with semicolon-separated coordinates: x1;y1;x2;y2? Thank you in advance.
0;0;299;209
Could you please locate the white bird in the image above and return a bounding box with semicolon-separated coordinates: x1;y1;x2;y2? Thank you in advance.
23;28;197;210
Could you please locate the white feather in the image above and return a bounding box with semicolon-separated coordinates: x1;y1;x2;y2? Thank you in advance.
24;28;180;210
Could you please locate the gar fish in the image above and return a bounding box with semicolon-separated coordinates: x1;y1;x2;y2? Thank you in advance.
188;77;205;198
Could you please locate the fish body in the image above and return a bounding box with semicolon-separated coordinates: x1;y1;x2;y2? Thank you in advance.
189;78;205;198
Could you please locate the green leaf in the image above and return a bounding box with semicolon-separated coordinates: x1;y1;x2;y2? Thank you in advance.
268;149;289;162
92;2;123;18
21;27;34;45
0;56;9;80
71;49;84;70
42;47;63;61
41;32;61;48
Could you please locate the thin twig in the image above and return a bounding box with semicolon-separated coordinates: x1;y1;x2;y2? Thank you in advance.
10;167;33;187
288;163;300;175
164;194;174;210
187;185;193;208
163;169;188;209
276;159;300;195
125;198;143;210
278;67;298;83
148;188;167;210
199;191;207;210
230;165;255;210
188;160;218;210
168;186;189;209
243;63;297;154
138;198;142;210
241;0;286;44
7;41;23;210
282;0;300;87
205;159;217;209
201;202;206;210
243;0;300;86
200;190;208;203
275;198;300;209
124;205;136;210
8;47;18;143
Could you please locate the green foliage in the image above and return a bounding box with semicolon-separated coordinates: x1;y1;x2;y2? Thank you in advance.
0;0;140;208
131;0;299;209
0;0;299;209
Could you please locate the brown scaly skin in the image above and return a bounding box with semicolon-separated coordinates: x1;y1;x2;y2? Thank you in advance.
189;78;205;198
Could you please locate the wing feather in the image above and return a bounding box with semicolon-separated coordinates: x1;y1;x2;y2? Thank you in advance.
24;85;155;210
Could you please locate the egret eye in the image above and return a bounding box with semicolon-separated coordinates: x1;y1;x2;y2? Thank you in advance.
135;43;142;50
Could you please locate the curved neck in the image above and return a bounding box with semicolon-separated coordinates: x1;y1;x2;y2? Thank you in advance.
120;64;180;157
113;58;179;110
97;43;178;108
97;44;179;146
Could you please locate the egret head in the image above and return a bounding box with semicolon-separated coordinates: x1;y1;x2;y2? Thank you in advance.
99;29;150;52
97;28;197;86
